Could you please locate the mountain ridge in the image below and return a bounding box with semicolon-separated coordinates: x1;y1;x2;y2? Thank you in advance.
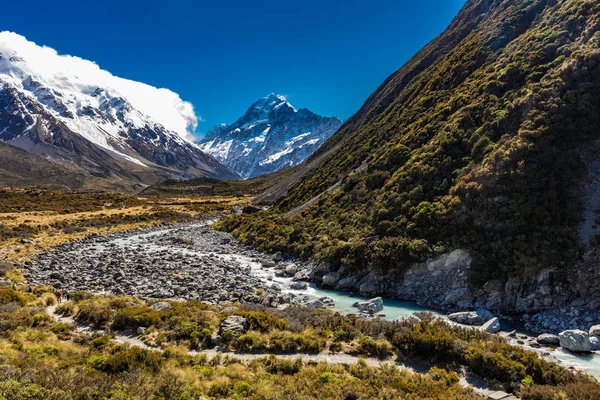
0;32;239;187
220;0;600;316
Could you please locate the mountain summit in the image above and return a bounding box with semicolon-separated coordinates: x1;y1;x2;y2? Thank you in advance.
0;32;238;189
198;94;341;179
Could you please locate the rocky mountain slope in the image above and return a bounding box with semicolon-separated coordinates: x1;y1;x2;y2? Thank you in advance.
0;32;238;187
0;140;138;192
221;0;600;316
197;94;341;179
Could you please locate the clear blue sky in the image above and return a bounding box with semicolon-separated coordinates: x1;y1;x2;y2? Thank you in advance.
4;0;465;135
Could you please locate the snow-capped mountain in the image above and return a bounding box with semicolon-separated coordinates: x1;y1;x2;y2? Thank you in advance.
198;94;342;179
0;32;238;186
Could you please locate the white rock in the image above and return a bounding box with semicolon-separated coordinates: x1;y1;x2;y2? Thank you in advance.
589;325;600;336
481;317;501;334
559;330;591;352
285;264;298;275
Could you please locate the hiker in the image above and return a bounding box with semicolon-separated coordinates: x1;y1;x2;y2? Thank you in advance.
27;285;33;293
11;282;17;291
66;289;71;302
54;289;62;304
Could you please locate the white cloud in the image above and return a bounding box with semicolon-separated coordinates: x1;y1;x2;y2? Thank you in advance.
0;31;200;141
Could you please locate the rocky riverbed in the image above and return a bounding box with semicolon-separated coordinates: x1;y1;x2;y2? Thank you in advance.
24;219;315;306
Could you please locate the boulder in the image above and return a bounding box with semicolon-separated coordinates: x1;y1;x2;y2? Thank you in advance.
151;301;172;311
559;330;591;352
219;315;247;335
289;281;308;290
481;317;501;334
355;297;384;314
136;327;146;335
261;260;276;268
49;272;64;281
242;205;261;214
590;336;600;351
447;309;493;326
322;271;341;287
589;325;600;337
536;334;560;345
270;284;282;292
305;299;325;308
285;264;298;275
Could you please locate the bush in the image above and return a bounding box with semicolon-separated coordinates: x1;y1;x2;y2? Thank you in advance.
0;288;26;306
112;307;161;331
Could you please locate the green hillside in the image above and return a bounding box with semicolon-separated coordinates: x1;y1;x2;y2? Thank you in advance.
220;0;600;287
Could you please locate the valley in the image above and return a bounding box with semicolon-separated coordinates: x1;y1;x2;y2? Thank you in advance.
2;0;600;398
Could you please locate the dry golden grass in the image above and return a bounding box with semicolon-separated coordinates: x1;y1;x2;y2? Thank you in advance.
0;189;249;263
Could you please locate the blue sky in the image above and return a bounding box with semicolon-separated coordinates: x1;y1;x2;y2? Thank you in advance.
4;0;465;136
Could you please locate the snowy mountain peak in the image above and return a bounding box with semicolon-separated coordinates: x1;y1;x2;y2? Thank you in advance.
198;94;342;179
0;31;238;183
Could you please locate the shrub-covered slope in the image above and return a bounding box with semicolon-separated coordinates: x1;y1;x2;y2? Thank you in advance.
221;0;600;310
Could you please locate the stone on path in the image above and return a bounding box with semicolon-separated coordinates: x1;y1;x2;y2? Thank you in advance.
219;315;247;335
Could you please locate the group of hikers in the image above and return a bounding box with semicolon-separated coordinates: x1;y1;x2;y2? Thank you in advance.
11;281;70;303
54;288;71;303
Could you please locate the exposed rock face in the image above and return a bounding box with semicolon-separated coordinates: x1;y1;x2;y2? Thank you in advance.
536;334;560;345
355;297;384;314
219;316;248;335
481;317;501;334
559;330;591;352
447;310;493;326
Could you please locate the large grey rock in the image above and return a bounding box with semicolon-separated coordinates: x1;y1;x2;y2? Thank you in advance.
289;281;308;290
559;330;591;352
536;334;560;345
285;264;298;275
305;299;325;308
322;271;341;287
481;317;501;334
448;309;493;326
219;315;247;335
355;297;384;314
589;325;600;336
